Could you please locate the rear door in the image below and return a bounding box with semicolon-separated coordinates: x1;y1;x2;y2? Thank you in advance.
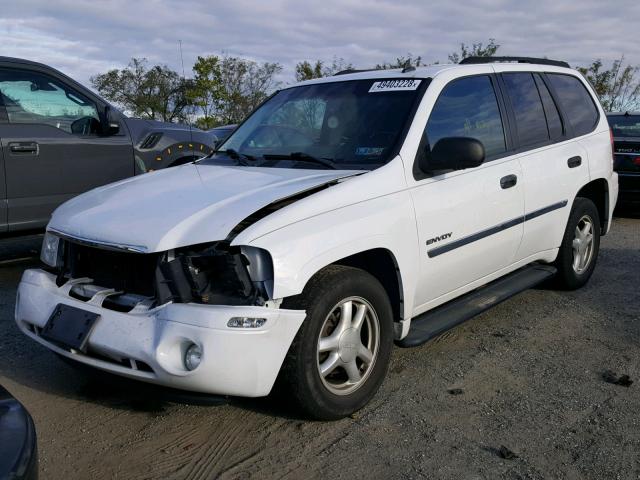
499;71;592;260
0;63;134;231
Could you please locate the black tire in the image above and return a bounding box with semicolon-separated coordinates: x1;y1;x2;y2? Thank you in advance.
552;197;601;290
279;265;394;420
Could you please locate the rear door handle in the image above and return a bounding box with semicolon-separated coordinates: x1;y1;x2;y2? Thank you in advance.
567;156;582;168
9;142;39;155
500;174;518;189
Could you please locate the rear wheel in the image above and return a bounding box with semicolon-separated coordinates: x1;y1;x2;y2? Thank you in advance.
280;265;393;420
553;197;600;290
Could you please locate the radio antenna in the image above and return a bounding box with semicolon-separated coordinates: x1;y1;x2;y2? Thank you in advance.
178;39;194;154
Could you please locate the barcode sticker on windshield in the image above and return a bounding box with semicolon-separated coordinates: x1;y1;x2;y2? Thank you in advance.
369;79;421;92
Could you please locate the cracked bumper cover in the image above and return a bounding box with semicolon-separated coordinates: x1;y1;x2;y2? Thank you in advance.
15;269;305;397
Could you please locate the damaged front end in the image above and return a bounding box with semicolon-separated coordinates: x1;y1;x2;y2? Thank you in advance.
155;243;273;306
49;238;274;312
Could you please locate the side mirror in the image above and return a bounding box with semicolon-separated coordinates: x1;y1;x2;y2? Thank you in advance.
106;122;120;136
420;137;485;172
100;105;120;136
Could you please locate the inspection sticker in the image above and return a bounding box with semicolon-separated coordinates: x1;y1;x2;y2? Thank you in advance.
369;79;421;92
355;147;385;156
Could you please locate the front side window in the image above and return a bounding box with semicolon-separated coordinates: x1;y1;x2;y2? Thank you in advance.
207;78;425;170
0;69;100;134
547;73;599;137
425;75;506;158
503;72;549;147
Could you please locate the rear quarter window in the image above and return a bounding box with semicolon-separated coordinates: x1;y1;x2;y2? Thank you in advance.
547;73;599;137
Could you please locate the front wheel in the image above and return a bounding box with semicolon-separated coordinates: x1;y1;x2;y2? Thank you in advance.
552;197;601;290
279;265;393;420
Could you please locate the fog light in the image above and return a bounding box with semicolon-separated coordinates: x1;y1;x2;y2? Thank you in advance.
184;343;202;371
227;317;267;328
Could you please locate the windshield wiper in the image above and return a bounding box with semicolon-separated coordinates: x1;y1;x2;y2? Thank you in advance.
262;152;338;169
214;148;255;166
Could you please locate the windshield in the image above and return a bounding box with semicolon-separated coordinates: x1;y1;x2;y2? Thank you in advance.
203;78;426;170
609;115;640;138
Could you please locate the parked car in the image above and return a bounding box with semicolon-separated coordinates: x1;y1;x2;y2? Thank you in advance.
208;124;237;145
0;57;217;233
607;112;640;209
0;384;37;480
16;57;617;420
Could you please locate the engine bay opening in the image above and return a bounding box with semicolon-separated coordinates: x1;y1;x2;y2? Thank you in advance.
51;240;273;309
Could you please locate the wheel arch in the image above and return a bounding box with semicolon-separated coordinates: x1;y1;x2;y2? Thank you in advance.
330;248;404;323
283;246;407;337
575;178;609;235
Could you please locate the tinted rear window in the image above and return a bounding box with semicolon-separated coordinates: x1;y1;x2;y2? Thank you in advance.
534;74;563;139
547;74;599;136
503;73;549;147
608;115;640;138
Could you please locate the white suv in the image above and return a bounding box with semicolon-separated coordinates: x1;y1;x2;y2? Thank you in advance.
16;57;618;419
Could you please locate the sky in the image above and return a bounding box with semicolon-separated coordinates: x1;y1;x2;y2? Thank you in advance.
1;0;639;88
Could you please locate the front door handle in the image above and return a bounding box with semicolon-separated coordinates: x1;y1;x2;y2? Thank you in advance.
9;142;39;155
500;174;518;189
567;156;582;168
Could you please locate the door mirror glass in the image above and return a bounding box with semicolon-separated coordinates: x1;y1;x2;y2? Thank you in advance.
420;137;485;172
100;105;120;135
106;122;120;135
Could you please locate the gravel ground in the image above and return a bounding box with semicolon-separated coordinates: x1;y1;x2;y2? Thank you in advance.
0;217;638;480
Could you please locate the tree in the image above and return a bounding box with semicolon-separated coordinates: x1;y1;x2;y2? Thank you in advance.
577;56;640;112
188;55;225;129
91;58;191;122
448;39;500;63
295;57;353;81
376;54;423;70
217;56;282;124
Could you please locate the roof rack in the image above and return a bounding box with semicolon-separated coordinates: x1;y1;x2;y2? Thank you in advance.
459;56;570;68
333;68;379;76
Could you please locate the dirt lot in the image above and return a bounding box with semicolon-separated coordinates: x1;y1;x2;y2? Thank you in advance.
1;217;639;480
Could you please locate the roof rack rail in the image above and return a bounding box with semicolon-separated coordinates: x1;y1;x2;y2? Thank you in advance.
459;56;570;68
333;68;379;76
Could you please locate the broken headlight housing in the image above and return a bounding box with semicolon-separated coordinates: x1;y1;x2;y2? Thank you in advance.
40;232;63;267
155;243;274;306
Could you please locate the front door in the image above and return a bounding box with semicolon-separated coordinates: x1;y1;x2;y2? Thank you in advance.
410;74;524;314
0;65;134;231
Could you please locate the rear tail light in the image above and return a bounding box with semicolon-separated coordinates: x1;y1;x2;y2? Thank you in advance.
610;128;615;168
634;157;640;166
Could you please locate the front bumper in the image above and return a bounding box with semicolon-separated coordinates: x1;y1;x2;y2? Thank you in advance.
15;269;305;397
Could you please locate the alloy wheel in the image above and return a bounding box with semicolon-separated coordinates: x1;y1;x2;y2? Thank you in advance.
316;296;380;396
572;215;595;274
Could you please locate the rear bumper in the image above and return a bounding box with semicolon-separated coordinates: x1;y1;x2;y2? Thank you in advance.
616;172;640;207
15;269;305;397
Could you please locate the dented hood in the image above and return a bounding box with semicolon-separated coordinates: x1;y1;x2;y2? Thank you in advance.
49;163;359;252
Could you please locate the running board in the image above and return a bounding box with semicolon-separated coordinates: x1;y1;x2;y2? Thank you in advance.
396;264;557;348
